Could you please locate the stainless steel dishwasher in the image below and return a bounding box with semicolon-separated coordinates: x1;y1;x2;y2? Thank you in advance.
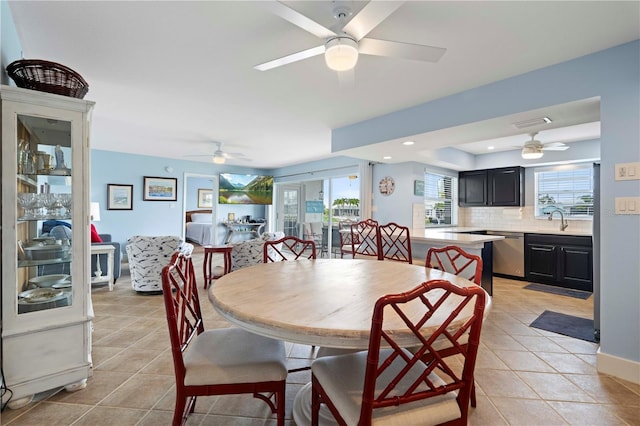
486;231;525;278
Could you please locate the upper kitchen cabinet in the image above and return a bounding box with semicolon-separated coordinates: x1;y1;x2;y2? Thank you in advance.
1;85;95;408
459;166;524;207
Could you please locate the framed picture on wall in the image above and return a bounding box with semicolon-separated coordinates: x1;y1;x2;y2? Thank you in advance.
107;184;133;210
143;176;177;201
198;188;213;208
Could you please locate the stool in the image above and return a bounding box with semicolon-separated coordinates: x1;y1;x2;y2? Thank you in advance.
203;245;232;289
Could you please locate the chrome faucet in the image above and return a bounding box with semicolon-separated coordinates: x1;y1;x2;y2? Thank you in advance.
548;209;568;231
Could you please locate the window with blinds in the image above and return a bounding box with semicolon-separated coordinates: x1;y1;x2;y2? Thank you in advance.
535;165;594;218
424;171;457;227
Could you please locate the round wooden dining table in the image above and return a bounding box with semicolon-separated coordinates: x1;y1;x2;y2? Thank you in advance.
208;258;491;426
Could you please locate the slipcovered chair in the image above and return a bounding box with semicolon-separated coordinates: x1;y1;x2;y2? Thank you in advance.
126;235;190;293
230;232;285;271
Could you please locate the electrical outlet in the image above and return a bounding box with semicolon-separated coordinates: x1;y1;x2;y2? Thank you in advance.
615;162;640;181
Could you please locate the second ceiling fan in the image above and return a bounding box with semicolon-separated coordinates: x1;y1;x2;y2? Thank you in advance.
255;1;447;72
521;132;569;159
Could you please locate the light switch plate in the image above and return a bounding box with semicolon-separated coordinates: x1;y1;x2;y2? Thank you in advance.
615;197;640;214
615;162;640;181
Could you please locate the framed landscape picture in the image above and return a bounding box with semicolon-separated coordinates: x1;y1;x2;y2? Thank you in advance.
143;176;177;201
198;188;213;208
107;184;133;210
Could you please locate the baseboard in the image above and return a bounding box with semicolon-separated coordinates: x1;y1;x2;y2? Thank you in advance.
597;348;640;384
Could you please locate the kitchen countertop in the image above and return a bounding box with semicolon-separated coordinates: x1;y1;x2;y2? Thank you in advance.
430;227;592;237
410;228;504;249
409;226;591;249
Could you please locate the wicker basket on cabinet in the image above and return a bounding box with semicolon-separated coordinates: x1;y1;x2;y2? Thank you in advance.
6;59;89;99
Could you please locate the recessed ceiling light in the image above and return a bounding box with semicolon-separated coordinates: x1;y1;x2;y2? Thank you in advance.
488;146;495;150
383;156;392;160
402;141;415;146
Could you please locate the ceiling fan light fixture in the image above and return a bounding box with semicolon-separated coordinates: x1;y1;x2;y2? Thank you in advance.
212;151;226;164
521;145;544;159
324;36;358;71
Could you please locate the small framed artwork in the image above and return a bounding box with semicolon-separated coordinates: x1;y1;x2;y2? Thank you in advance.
413;180;424;196
143;176;178;201
198;188;213;208
107;184;133;210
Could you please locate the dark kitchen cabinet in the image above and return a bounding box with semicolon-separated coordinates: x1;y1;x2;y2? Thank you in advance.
458;170;487;206
525;233;593;292
459;166;524;207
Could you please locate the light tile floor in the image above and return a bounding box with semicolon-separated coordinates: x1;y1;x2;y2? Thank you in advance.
2;247;639;425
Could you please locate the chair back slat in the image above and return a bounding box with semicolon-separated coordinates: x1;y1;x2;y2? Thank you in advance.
351;218;380;259
426;245;483;285
360;279;486;423
379;222;413;263
264;236;317;262
162;252;203;380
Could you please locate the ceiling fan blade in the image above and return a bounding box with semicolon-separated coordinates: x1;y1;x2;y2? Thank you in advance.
261;1;335;39
254;45;325;71
342;1;405;41
542;143;569;151
359;38;447;62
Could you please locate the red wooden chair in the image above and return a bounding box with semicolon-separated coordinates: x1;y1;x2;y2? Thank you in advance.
202;245;232;289
350;218;381;260
311;279;486;425
426;245;483;285
263;235;317;262
161;251;287;426
425;245;483;406
379;222;413;263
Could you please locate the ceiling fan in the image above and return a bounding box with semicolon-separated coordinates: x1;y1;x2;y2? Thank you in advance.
521;132;569;159
255;1;447;73
186;141;246;164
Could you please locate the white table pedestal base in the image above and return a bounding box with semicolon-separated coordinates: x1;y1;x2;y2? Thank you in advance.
292;382;338;426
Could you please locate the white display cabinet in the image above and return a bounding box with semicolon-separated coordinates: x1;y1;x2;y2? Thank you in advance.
1;85;94;408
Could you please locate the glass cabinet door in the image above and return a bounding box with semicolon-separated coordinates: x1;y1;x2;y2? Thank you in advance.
16;114;74;314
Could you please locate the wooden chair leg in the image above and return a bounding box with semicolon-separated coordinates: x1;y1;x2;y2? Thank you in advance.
471;381;477;407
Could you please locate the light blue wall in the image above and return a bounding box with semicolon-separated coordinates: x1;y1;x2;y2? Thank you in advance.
334;41;640;373
90;149;269;249
372;162;434;226
186;176;213;211
1;1;21;85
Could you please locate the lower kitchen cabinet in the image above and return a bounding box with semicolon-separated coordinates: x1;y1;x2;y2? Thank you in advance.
525;233;593;292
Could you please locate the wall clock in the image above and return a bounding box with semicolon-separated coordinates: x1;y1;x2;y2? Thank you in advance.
378;176;395;196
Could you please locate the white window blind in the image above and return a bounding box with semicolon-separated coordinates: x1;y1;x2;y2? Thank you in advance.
424;171;457;227
535;165;594;218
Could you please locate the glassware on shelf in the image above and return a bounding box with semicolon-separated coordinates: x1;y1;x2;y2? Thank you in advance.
17;193;39;219
33;193;47;219
42;194;64;218
58;193;72;217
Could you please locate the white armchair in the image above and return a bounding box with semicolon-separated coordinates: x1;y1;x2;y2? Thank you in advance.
230;232;285;271
126;235;191;293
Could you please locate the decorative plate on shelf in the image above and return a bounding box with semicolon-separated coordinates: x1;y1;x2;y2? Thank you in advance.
378;176;395;196
18;288;65;303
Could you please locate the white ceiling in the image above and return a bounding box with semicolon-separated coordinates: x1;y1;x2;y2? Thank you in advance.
8;1;640;169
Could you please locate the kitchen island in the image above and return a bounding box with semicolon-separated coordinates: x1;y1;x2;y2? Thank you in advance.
410;228;504;295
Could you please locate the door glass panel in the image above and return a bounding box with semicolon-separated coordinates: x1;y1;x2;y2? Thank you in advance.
16;114;73;314
282;188;299;237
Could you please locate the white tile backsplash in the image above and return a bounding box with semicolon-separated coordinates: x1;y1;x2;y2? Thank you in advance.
459;206;593;234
